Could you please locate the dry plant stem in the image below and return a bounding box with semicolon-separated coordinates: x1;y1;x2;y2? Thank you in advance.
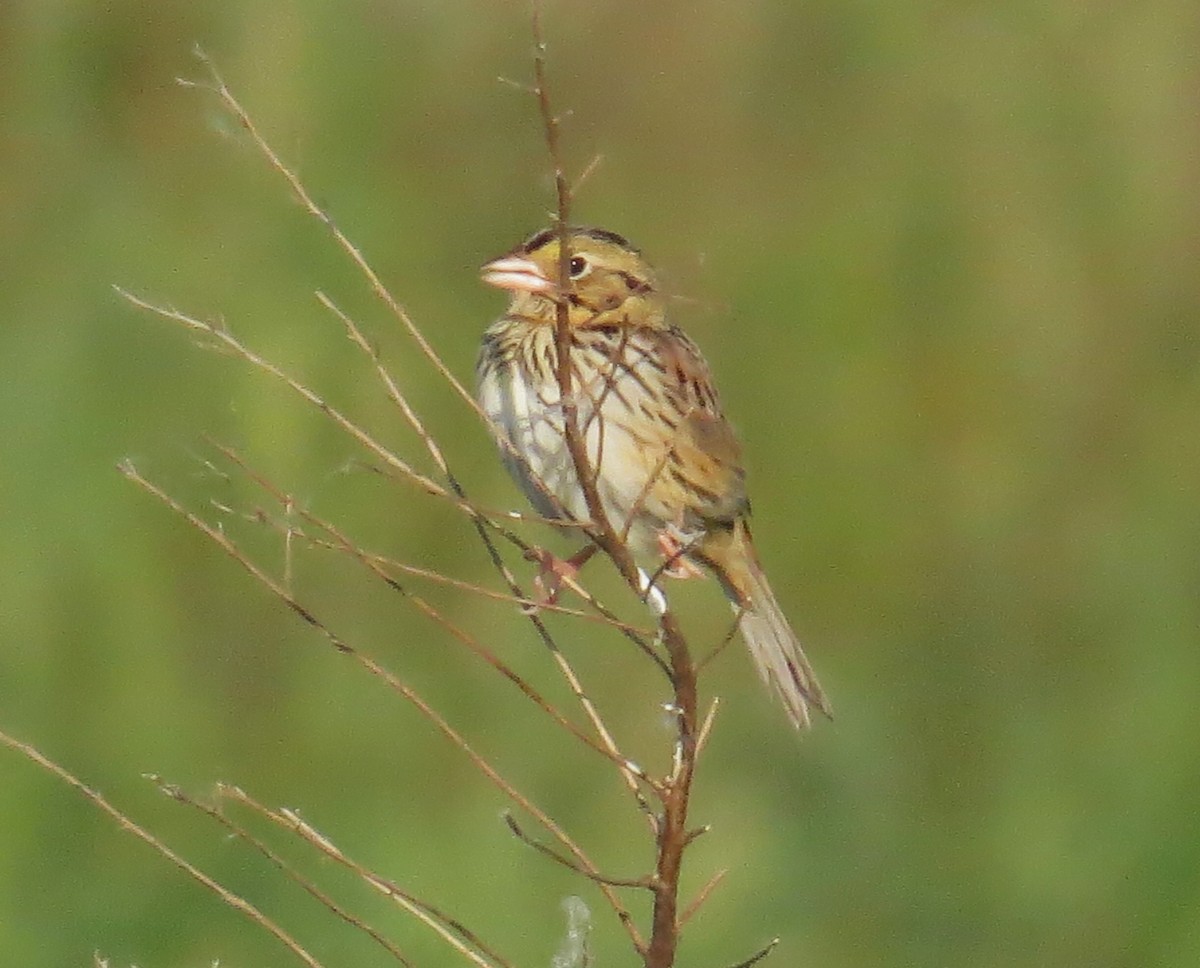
314;288;452;484
184;52;568;537
315;293;664;666
304;507;645;778
151;777;419;968
334;540;642;633
729;939;780;968
531;6;699;965
571;152;605;197
694;697;722;759
319;268;655;806
207;439;654;794
181;48;479;422
0;730;326;968
221;786;512;968
503;813;651;889
303;525;649;636
120;461;645;953
119;277;653;814
176;53;661;828
312;289;528;530
306;512;661;814
696;615;743;673
176;56;576;542
679;868;728;928
531;11;666;611
114;289;462;514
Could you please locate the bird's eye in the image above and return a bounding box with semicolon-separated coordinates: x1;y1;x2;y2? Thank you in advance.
568;255;590;279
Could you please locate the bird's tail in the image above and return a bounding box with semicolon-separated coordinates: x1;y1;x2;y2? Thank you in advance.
699;520;832;730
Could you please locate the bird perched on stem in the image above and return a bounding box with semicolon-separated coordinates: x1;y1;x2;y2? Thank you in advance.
477;226;830;730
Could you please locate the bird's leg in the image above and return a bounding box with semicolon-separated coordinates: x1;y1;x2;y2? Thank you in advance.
636;531;705;615
523;544;598;612
656;530;706;580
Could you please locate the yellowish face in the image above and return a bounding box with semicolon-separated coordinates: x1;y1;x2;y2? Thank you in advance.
481;227;665;328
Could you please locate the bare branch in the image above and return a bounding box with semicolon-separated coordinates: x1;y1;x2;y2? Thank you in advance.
727;938;780;968
221;786;511;968
528;7;702;965
0;730;326;968
697;616;742;673
678;868;727;928
184;47;481;423
695;697;722;759
114;289;457;512
313;290;452;484
121;460;646;953
150;777;419;968
570;153;605;197
503;813;651;890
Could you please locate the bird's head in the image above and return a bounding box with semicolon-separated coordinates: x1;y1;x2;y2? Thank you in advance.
481;226;665;329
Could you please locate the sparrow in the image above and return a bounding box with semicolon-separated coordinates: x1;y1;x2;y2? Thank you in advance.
477;226;830;729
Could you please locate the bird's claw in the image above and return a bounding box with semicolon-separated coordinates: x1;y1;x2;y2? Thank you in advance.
521;544;597;614
656;531;705;580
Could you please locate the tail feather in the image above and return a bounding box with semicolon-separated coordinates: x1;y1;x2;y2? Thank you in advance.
697;520;831;730
735;564;831;730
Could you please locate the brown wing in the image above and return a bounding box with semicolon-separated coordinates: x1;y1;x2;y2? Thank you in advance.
654;326;749;527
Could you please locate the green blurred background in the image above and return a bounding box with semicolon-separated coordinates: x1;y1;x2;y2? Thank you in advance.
2;1;1198;965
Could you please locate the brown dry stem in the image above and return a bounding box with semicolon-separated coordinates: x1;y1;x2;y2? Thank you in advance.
218;784;513;968
530;5;702;966
121;459;645;951
0;730;326;968
97;10;742;963
150;776;421;968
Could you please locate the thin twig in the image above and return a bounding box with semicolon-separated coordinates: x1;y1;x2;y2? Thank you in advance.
114;289;458;512
696;615;743;673
150;777;419;968
314;289;452;482
222;786;512;968
503;813;651;890
207;439;642;635
571;153;605;197
695;697;721;759
202;439;655;790
0;730;326;968
529;6;701;965
121;460;646;953
678;868;727;928
727;938;780;968
181;47;482;422
302;507;650;777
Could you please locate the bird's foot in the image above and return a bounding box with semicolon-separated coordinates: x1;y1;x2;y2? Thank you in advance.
656;531;705;580
522;544;598;613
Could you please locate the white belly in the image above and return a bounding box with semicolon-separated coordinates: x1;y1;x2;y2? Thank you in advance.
478;360;586;520
477;346;661;553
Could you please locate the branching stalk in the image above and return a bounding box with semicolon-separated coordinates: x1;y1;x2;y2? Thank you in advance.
529;6;700;965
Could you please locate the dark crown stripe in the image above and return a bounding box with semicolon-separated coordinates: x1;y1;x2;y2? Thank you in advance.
521;225;638;254
579;226;636;250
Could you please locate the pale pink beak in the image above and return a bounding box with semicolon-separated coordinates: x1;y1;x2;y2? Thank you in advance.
480;255;555;294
